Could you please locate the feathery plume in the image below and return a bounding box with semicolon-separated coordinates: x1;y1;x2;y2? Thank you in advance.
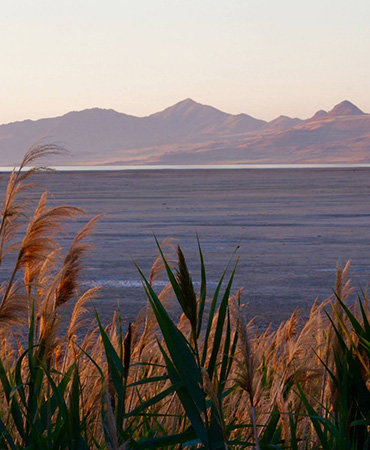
55;214;103;307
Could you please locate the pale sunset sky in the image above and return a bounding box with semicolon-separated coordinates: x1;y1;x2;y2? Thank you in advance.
1;0;369;123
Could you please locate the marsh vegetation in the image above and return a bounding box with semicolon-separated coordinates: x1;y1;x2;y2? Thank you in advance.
0;147;368;449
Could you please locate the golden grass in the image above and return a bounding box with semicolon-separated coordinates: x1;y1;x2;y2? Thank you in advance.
0;147;368;449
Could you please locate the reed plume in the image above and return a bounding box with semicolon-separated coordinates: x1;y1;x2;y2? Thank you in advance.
0;144;63;265
0;148;367;449
55;214;103;308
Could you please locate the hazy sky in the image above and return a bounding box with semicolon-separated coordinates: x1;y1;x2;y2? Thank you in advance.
1;0;369;123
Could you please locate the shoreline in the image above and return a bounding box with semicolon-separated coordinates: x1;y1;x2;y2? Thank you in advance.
1;163;370;172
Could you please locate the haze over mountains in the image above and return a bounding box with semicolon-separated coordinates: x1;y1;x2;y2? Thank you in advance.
0;99;369;165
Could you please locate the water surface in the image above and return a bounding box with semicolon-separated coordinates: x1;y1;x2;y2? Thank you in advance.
0;168;368;326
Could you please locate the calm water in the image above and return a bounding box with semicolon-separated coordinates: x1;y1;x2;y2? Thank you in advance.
1;163;370;171
1;168;369;326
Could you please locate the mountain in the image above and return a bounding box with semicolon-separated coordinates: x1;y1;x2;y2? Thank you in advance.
147;98;266;135
262;115;302;131
147;101;370;164
310;101;364;122
0;108;143;164
0;99;368;165
328;100;364;117
0;99;265;165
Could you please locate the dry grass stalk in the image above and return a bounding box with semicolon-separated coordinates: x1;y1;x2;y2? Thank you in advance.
0;147;368;448
0;144;64;264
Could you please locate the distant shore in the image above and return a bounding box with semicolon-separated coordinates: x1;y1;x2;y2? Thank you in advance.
1;163;370;172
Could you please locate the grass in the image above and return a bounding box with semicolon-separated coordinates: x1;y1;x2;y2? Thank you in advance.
0;146;368;449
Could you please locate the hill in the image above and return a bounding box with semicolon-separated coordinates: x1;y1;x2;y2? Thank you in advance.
0;99;368;165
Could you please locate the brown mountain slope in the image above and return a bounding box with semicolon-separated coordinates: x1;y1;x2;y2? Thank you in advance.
261;115;303;132
0;99;265;165
0;99;368;165
139;102;370;164
328;100;364;116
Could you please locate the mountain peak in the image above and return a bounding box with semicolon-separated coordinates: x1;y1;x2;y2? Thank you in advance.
178;98;197;106
262;115;302;131
62;107;120;116
150;98;228;120
310;109;327;121
167;98;202;112
328;100;364;116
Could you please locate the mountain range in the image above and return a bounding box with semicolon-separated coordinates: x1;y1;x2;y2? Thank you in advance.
0;99;369;165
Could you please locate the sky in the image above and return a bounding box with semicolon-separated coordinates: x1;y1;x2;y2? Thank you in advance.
1;0;370;123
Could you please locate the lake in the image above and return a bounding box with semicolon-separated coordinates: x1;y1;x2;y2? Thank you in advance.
0;167;369;326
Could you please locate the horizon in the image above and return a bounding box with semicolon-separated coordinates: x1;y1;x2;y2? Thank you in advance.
1;0;370;123
1;162;370;172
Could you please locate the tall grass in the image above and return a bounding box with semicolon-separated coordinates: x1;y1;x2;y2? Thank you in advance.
0;147;368;449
